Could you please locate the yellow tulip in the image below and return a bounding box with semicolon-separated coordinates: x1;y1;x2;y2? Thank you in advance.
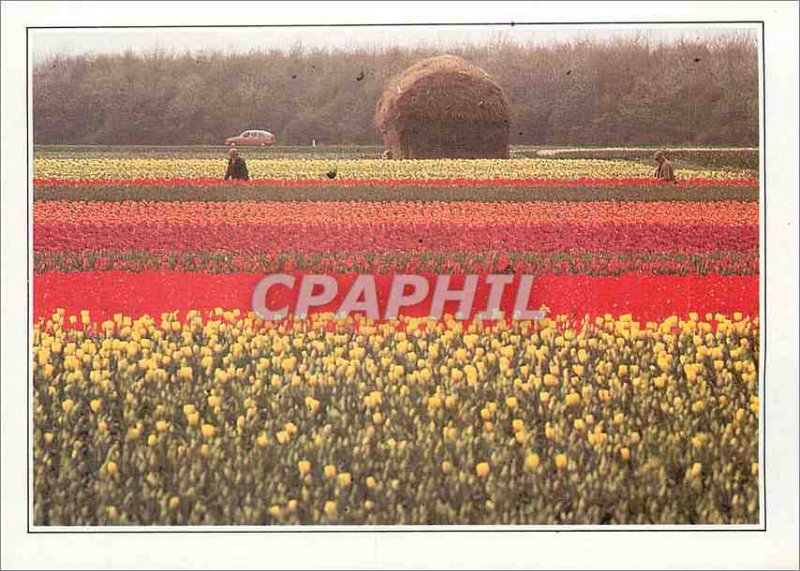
305;396;320;414
201;424;216;439
524;453;540;471
427;395;442;409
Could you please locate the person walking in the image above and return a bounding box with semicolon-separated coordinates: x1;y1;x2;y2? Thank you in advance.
224;148;250;181
653;150;676;183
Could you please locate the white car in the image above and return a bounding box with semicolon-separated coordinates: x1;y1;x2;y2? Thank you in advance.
225;130;276;147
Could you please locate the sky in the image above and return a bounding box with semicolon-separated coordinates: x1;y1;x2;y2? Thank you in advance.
30;24;757;61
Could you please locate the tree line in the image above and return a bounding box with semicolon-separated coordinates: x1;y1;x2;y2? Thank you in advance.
32;35;759;146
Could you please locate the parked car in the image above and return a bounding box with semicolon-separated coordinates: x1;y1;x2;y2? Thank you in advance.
225;130;276;147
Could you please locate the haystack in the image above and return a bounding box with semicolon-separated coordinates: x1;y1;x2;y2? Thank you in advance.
376;55;510;159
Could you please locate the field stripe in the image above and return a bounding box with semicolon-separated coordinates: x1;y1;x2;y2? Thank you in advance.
33;183;759;203
34;200;758;226
34;222;759;254
33;249;760;276
33;177;757;187
33;271;759;322
32;157;752;180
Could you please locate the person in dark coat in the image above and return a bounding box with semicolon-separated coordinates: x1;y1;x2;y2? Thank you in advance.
653;150;676;183
224;148;249;181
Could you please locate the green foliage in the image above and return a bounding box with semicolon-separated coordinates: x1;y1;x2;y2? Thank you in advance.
33;182;759;204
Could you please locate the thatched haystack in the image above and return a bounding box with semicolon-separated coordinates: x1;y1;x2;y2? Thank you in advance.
376;55;510;159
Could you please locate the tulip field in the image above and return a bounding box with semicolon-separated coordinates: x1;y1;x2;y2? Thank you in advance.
32;147;761;526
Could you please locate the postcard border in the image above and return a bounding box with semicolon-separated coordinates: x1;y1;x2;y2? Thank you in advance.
25;19;768;535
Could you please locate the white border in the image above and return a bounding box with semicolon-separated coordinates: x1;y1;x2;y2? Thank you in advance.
3;2;798;569
18;14;771;527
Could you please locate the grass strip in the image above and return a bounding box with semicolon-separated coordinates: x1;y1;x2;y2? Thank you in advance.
34;184;759;203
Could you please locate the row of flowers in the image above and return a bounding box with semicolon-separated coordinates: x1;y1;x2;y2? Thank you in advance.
33;271;760;323
33;310;759;525
34;199;758;226
33;183;760;205
33;158;756;181
33;250;760;276
34;222;759;254
33;177;759;188
535;147;758;170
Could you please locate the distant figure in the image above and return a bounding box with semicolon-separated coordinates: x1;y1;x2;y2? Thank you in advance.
381;149;393;160
224;148;249;181
326;166;338;179
653;150;676;183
